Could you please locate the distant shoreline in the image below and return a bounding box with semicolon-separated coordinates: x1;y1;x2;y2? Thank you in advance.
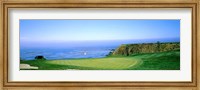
20;42;180;61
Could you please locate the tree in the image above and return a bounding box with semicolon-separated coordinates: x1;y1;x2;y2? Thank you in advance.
156;41;160;52
35;56;46;61
125;46;129;56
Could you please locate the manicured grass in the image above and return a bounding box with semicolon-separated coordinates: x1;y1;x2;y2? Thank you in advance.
20;50;180;70
46;57;139;70
129;50;180;70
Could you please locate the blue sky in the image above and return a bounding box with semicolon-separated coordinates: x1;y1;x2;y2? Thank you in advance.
20;19;180;48
20;19;180;42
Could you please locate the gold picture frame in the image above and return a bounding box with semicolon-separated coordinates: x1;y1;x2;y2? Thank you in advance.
0;0;199;90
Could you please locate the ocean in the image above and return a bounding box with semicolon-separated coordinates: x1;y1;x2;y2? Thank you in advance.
20;38;180;60
20;46;117;60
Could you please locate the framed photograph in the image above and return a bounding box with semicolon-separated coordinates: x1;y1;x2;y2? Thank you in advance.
1;0;199;90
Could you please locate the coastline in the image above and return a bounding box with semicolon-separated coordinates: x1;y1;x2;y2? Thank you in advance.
20;42;180;61
20;43;180;70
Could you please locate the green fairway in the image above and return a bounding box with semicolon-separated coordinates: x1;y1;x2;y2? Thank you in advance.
20;50;180;70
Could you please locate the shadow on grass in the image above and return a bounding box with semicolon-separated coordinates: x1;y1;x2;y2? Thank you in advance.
20;60;99;70
128;51;180;70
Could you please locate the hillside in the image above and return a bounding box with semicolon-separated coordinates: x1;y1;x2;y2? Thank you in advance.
110;42;180;56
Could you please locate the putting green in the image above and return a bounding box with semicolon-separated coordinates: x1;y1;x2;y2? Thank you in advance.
46;57;140;70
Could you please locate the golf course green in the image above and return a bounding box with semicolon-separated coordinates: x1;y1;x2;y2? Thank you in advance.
20;49;180;70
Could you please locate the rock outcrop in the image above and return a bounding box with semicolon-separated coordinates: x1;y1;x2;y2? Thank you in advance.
110;42;180;56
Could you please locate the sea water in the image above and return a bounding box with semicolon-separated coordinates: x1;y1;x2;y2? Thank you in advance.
20;46;116;60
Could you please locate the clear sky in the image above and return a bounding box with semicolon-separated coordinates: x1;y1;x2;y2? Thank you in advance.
20;19;180;47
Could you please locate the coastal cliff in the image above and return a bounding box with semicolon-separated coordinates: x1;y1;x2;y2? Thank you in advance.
110;42;180;56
